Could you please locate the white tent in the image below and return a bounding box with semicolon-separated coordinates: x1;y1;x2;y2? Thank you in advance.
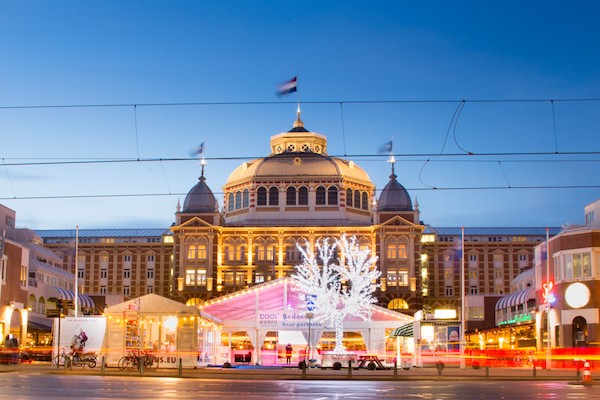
104;294;221;368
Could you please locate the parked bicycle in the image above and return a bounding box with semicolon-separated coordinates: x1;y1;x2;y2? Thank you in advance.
53;348;69;368
118;350;159;371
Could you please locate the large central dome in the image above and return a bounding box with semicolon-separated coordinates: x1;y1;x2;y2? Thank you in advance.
222;114;375;226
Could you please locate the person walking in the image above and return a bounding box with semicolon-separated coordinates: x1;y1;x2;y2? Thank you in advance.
285;343;293;365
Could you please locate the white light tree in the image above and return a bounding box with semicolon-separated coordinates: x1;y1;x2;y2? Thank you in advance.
291;235;380;354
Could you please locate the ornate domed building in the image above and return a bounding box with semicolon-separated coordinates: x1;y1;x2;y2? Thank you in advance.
171;112;425;314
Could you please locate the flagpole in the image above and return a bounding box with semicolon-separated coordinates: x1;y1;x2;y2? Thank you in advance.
74;225;79;317
545;227;551;370
460;226;466;369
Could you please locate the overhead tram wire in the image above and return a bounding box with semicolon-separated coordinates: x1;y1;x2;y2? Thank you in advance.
0;97;599;110
3;149;600;168
2;184;600;202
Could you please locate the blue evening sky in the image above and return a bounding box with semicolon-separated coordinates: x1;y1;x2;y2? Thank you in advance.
0;1;599;229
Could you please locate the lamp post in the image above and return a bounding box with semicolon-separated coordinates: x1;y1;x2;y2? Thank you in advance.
306;312;314;365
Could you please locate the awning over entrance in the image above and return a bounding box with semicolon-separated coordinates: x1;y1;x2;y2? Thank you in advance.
389;323;413;338
27;315;53;331
495;286;536;311
49;287;95;309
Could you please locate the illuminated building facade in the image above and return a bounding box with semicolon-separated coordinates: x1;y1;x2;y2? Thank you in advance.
536;199;600;351
35;115;556;325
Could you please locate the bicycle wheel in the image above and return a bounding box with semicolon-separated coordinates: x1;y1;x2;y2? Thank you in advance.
117;356;130;370
87;358;97;368
53;354;62;366
145;355;159;370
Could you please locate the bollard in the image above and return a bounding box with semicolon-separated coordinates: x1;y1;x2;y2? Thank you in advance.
302;361;307;378
436;361;444;376
178;358;183;377
348;360;352;379
575;359;581;380
139;356;144;374
101;356;106;373
485;366;490;378
532;364;536;378
394;361;398;377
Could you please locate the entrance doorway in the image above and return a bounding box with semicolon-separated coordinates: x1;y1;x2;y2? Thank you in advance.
572;316;587;347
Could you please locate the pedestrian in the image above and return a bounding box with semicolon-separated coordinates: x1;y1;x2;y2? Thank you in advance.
285;343;293;365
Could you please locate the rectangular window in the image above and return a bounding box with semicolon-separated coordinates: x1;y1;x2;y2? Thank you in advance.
123;286;130;296
147;269;154;279
198;269;207;286
197;244;207;259
234;273;245;285
470;285;478;295
185;269;196;286
77;268;85;279
147;255;155;262
100;268;108;279
386;244;397;259
255;274;265;283
387;271;398;286
124;255;132;262
20;265;28;288
146;286;154;294
124;268;131;279
397;244;407;259
564;254;573;279
100;286;107;295
224;272;234;285
187;245;197;259
445;286;453;296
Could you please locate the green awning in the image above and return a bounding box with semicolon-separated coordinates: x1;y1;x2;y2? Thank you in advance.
389;323;413;338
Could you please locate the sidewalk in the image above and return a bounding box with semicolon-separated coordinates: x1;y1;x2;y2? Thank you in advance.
0;362;595;383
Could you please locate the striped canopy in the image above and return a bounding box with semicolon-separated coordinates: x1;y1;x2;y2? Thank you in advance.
50;287;95;309
495;286;536;311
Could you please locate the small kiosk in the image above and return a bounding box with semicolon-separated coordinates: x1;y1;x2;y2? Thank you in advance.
104;294;221;368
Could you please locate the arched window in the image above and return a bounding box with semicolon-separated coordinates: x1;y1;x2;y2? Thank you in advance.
388;298;409;310
235;191;242;209
354;191;361;209
316;186;326;205
361;192;369;210
286;187;297;205
327;186;338;205
298;186;308;205
228;193;235;211
346;189;353;207
257;187;267;206
269;187;279;205
242;189;249;208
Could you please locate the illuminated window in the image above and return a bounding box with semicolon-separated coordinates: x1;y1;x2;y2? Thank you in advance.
186;269;196;286
388;298;409;310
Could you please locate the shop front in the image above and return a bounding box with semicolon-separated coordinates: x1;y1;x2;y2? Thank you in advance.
104;294;222;368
